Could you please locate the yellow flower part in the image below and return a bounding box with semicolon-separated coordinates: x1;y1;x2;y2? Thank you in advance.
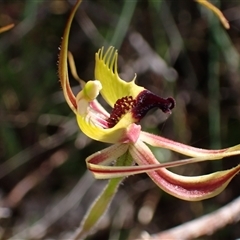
75;46;175;143
95;47;144;107
73;48;144;143
76;80;102;116
77;111;141;144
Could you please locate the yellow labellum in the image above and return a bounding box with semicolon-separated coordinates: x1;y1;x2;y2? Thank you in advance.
95;47;144;107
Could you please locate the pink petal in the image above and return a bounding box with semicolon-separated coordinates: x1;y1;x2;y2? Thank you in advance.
86;143;128;166
88;142;221;179
147;166;240;201
140;131;240;158
120;124;141;143
130;141;240;201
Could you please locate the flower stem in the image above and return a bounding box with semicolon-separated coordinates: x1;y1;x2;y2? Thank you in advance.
72;151;133;239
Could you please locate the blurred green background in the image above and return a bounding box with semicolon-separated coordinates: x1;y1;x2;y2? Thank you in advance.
0;0;240;239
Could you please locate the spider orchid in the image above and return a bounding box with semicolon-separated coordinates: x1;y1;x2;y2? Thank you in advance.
59;0;240;202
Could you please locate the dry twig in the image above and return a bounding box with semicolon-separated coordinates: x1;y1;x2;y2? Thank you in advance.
146;196;240;239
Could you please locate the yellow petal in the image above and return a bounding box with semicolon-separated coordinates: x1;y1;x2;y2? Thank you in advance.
95;47;144;107
76;112;141;143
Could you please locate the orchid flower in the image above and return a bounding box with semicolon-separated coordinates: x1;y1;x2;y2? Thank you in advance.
58;1;240;237
59;0;240;202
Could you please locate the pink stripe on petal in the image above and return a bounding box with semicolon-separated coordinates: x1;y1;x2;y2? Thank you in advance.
130;141;240;201
147;166;240;201
92;115;109;128
140;131;230;157
90;100;110;118
86;143;128;165
88;152;215;179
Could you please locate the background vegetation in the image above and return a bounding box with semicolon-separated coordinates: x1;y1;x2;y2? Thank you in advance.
0;0;240;239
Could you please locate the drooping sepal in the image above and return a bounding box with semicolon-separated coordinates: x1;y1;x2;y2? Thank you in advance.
140;131;240;159
129;140;240;201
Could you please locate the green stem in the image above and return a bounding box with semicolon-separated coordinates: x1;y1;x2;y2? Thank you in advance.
73;150;133;239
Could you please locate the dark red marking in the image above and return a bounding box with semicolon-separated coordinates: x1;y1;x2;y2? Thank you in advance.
107;96;136;128
107;90;175;128
132;90;175;119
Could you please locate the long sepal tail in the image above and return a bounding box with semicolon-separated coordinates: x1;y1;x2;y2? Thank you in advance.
58;0;83;113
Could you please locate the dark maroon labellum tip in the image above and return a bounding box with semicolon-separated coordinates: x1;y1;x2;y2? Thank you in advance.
132;90;176;120
107;90;176;128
